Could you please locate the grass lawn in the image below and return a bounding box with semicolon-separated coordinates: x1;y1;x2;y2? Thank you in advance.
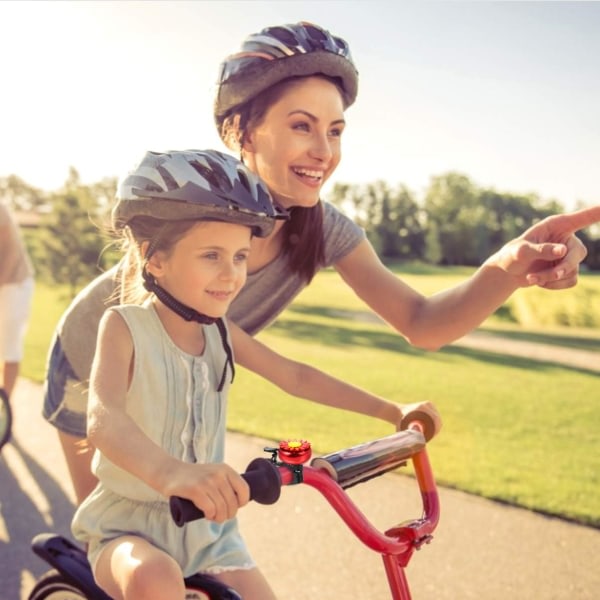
22;268;600;527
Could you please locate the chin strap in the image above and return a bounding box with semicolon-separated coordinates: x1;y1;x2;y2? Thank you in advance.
142;266;234;391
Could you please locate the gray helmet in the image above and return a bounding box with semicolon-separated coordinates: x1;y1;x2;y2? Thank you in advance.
113;149;286;237
215;22;358;136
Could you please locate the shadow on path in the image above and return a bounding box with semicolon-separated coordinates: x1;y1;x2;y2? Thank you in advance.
1;436;75;598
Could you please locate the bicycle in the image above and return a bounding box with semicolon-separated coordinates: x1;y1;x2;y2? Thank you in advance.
0;387;11;450
28;414;438;600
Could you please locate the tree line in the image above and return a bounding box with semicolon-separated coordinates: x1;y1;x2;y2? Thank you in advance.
2;169;599;297
329;173;600;269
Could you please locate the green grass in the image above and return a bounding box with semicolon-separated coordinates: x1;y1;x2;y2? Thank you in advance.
22;283;73;382
23;268;600;527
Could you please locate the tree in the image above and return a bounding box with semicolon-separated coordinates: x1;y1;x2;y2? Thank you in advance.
0;174;45;211
377;183;424;260
33;168;113;297
327;181;424;260
422;173;567;266
424;172;484;265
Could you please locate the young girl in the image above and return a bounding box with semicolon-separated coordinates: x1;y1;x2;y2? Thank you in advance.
45;22;599;507
71;149;440;600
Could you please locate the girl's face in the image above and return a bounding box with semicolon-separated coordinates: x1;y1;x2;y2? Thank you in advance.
242;76;346;209
147;221;251;318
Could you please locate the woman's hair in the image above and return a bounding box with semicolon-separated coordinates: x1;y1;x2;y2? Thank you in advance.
219;75;347;283
116;216;200;305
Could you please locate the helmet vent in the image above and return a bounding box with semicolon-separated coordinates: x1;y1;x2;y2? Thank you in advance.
266;26;298;47
157;165;179;191
190;159;231;193
237;169;251;195
305;23;328;45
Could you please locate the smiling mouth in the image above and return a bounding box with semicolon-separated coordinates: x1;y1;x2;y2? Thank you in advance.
207;291;233;300
292;167;324;182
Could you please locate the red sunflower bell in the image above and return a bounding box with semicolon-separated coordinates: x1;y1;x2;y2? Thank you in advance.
278;440;312;464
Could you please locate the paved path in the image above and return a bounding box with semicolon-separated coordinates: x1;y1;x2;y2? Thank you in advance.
452;330;599;373
2;376;600;599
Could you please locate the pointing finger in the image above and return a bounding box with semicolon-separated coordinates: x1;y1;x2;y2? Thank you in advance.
550;205;600;234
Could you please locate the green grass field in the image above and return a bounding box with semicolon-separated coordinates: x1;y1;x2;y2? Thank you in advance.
22;266;600;527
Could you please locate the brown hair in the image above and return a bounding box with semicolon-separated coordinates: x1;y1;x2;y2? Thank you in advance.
218;75;348;283
116;216;201;305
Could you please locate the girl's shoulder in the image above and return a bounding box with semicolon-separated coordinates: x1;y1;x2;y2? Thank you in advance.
108;302;155;331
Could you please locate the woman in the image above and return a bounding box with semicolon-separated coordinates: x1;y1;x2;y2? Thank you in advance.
43;22;599;506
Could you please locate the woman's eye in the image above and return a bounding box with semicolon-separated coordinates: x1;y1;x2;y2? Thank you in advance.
234;253;249;263
202;252;219;260
292;121;310;132
329;126;344;138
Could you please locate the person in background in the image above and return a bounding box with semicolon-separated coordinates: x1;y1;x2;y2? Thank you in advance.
0;202;35;399
43;22;600;506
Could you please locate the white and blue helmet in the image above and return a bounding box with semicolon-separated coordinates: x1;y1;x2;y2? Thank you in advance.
113;149;286;237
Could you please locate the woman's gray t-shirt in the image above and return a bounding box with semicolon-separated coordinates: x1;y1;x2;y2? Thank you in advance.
56;201;365;381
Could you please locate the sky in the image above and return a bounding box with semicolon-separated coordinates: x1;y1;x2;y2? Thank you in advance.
1;0;599;210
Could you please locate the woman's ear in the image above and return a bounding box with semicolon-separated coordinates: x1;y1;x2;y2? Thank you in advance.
241;129;255;153
240;132;257;169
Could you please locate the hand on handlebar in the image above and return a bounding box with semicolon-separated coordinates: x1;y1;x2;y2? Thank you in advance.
170;458;282;526
397;401;442;441
162;462;250;523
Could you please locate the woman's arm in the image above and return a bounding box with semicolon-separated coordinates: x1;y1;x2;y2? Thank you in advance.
334;206;600;350
334;240;517;350
230;322;441;437
87;310;248;521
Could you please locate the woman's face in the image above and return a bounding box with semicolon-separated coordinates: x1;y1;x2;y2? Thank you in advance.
242;76;346;209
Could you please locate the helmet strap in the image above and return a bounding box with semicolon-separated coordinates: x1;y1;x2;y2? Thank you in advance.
142;265;235;391
142;266;216;325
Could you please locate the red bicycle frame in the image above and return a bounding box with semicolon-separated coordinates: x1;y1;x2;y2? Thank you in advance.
171;422;440;600
275;425;439;600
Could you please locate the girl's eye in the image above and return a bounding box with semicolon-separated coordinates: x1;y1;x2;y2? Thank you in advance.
234;253;249;263
202;252;219;260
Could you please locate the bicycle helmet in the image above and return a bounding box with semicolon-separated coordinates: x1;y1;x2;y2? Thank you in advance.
113;149;286;237
214;21;358;133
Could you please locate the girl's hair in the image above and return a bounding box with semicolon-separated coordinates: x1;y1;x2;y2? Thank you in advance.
116;216;200;305
219;75;347;283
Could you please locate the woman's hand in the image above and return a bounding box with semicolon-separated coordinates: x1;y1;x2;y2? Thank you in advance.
397;401;442;441
486;205;600;290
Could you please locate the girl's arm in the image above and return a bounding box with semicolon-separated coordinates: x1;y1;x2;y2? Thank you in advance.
229;322;441;437
87;310;248;522
334;206;600;350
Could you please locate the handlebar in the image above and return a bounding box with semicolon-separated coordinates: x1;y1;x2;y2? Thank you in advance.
170;457;282;526
170;421;440;560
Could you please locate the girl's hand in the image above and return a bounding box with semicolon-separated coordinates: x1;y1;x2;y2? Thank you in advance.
397;401;442;441
487;205;600;290
163;462;250;523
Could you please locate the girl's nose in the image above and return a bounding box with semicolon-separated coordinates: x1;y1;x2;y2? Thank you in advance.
219;261;241;280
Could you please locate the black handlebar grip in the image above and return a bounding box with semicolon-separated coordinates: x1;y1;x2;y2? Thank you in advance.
400;409;436;442
170;458;282;527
